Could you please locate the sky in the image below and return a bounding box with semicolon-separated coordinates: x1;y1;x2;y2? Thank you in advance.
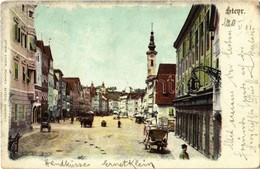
34;4;191;91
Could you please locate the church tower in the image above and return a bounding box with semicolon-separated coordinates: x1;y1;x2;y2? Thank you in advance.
146;23;158;80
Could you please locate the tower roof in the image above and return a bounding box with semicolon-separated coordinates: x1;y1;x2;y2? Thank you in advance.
146;23;157;55
148;31;156;51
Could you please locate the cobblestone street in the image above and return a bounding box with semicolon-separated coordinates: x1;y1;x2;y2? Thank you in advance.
18;116;207;161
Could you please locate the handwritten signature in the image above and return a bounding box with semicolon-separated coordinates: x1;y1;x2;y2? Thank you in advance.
102;159;155;169
44;158;90;168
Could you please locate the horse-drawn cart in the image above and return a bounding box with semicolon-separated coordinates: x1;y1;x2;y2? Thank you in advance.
80;111;94;128
143;116;169;153
144;129;168;153
40;112;51;132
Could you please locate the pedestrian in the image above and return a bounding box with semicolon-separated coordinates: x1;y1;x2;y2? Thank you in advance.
117;120;121;128
57;116;60;123
179;144;189;160
71;115;74;124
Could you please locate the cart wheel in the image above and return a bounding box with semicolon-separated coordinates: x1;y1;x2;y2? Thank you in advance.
149;145;153;153
160;146;165;154
10;144;18;160
157;145;160;151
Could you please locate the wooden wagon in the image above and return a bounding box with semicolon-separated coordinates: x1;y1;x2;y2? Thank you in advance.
144;116;169;153
144;129;168;153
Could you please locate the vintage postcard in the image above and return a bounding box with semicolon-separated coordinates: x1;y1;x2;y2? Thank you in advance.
1;1;259;169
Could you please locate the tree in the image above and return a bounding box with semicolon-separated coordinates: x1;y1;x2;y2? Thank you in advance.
106;86;117;92
134;88;145;94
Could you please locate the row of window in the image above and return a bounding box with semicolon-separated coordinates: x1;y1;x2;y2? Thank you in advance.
21;5;34;18
14;62;36;83
177;10;211;65
12;104;26;121
14;22;36;51
176;7;216;97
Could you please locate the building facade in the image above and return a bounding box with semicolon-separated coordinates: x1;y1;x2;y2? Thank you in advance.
32;40;43;123
106;91;121;114
37;40;49;115
45;46;54;117
173;5;220;159
64;77;82;117
53;74;59;120
119;94;128;115
155;64;176;119
9;4;37;135
127;93;142;117
83;85;91;112
54;69;65;120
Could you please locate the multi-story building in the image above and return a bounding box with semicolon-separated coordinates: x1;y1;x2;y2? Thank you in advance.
63;77;82;117
32;40;43;123
89;83;108;116
155;64;176;118
9;4;37;135
137;93;144;113
82;85;91;112
119;94;128;115
127;93;142;117
54;69;65;120
45;45;54;117
53;74;59;120
89;82;96;112
37;40;48;115
106;91;121;114
61;79;67;117
173;5;220;159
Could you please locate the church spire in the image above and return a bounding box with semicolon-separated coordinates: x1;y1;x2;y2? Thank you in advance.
147;23;157;55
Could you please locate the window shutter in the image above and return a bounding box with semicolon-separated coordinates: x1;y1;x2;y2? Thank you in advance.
14;24;18;41
14;63;18;79
23;105;26;120
26;68;30;83
30;37;36;51
25;34;27;48
19;104;23;120
18;27;21;43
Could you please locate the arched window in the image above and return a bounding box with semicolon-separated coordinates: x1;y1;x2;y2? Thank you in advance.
150;60;154;66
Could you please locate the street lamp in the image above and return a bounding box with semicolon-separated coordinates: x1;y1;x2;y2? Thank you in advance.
187;66;221;94
187;74;200;93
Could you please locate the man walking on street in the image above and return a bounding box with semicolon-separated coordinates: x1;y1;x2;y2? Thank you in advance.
117;120;121;128
71;114;74;124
